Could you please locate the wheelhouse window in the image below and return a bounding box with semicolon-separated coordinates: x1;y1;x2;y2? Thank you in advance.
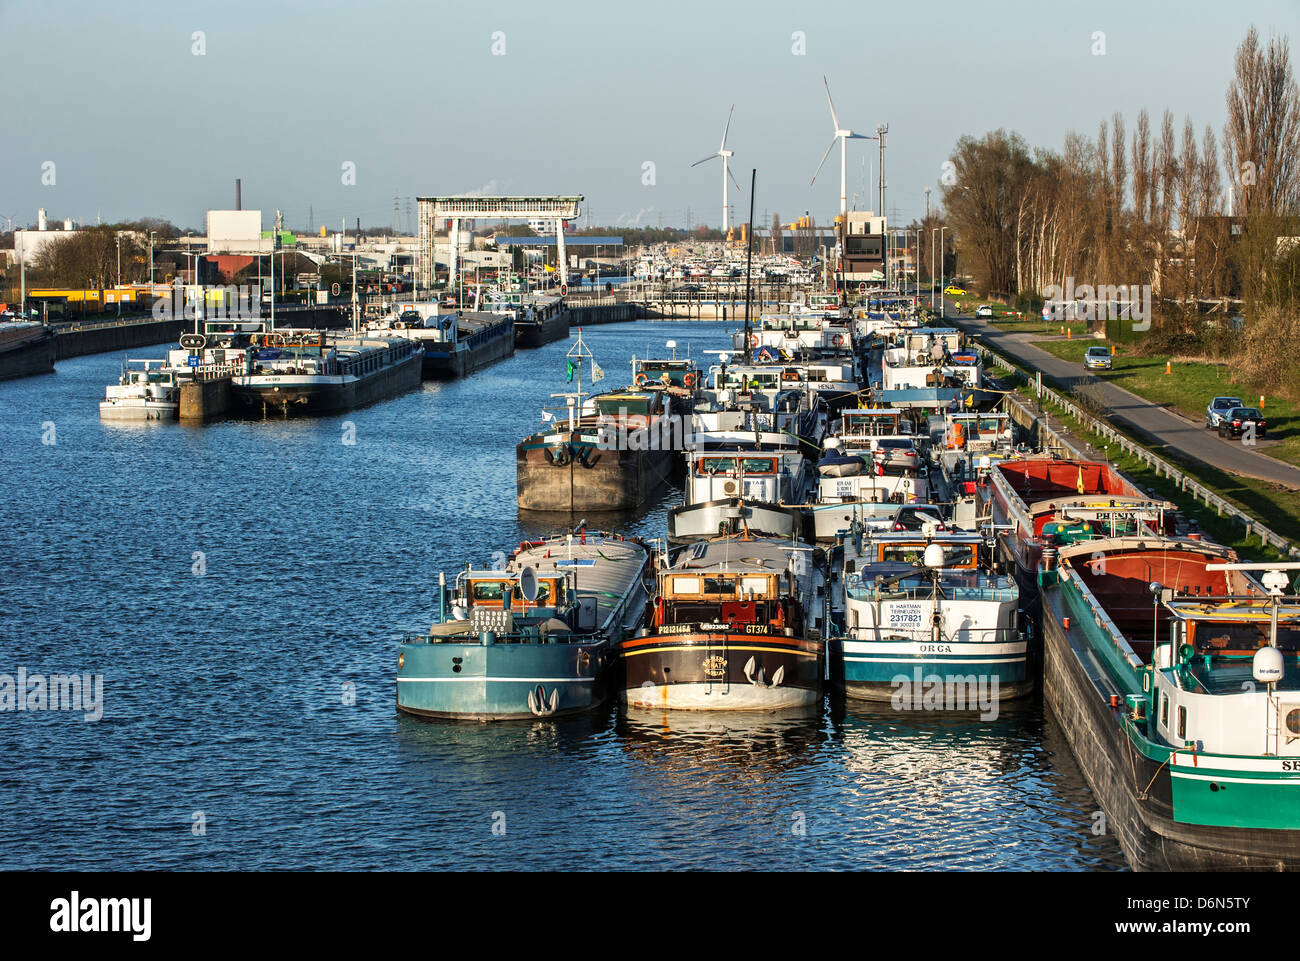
1191;621;1300;653
470;580;507;602
512;580;553;605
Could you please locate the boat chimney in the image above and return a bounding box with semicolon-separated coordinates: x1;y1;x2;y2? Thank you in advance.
236;179;242;211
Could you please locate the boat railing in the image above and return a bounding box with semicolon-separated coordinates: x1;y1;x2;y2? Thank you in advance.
406;628;606;646
844;578;1018;604
850;624;1023;645
188;361;246;381
1058;562;1146;672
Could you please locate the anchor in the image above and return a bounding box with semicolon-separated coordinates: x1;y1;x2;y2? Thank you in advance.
743;657;786;688
527;684;560;717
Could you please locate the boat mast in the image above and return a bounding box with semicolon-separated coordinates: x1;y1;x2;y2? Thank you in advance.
743;168;756;365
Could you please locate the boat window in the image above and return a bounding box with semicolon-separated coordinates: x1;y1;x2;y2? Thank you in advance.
739;576;769;597
1177;705;1187;739
512;580;552;605
595;397;651;416
699;458;736;473
670;575;701;596
740;458;777;474
471;580;507;602
1192;620;1300;652
1161;694;1169;728
703;577;736;595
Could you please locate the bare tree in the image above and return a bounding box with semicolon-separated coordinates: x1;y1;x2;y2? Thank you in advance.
1224;27;1300;216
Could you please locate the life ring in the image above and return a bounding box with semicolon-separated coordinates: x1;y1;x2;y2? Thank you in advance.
683;372;696;388
749;334;759;347
832;334;844;346
635;372;648;386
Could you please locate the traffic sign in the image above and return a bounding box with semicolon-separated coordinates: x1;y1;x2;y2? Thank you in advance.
560;284;568;296
179;333;206;350
186;354;200;367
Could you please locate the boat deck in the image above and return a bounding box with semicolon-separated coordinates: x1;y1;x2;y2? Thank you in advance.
515;536;648;635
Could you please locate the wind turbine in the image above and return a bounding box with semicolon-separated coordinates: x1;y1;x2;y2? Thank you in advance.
811;77;874;220
692;105;742;232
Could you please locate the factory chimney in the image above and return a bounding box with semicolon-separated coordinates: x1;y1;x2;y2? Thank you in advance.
38;208;47;231
236;179;242;211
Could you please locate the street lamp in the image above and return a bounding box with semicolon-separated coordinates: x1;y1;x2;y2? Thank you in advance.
930;227;941;309
938;226;949;313
116;234;122;317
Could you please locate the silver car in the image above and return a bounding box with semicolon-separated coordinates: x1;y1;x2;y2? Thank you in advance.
1205;396;1244;429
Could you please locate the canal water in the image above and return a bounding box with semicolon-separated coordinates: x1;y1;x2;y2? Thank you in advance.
0;319;1125;870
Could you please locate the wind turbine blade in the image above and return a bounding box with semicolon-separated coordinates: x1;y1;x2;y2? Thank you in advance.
823;76;840;131
727;163;743;193
691;153;720;167
811;136;838;186
720;104;734;151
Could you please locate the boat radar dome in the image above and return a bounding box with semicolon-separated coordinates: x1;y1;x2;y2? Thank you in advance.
1263;569;1290;596
1254;646;1285;684
923;543;946;568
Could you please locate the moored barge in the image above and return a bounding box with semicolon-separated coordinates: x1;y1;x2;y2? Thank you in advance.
397;532;653;720
617;535;828;711
230;329;423;417
1039;536;1300;870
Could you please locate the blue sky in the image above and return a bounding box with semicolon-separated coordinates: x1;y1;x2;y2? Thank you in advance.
1;0;1295;232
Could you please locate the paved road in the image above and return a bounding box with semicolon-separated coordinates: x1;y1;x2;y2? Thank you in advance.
944;306;1300;491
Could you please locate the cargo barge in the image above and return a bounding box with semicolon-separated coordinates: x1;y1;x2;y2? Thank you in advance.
1039;536;1300;870
230;330;423;416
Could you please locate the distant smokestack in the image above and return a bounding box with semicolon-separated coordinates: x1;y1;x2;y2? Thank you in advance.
236;179;242;211
37;208;47;231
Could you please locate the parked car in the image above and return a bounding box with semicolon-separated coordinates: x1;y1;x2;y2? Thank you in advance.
943;284;967;297
1218;406;1267;438
1205;396;1244;429
1083;345;1113;370
891;503;946;532
975;305;995;319
871;437;922;471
